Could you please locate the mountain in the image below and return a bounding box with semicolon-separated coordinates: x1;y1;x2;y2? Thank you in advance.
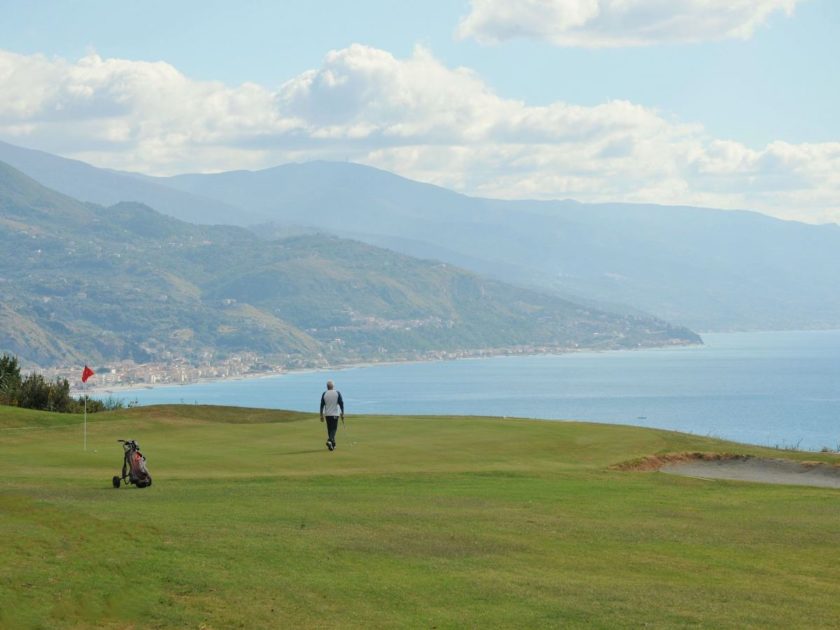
4;139;838;331
0;161;698;367
155;162;840;331
0;140;254;225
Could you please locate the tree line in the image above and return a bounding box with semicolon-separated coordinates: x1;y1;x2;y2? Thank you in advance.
0;354;124;413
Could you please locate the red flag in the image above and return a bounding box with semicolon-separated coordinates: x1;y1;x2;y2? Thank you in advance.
82;365;95;383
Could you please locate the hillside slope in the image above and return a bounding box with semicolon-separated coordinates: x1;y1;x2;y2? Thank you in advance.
0;161;699;366
5;141;838;330
159;161;840;331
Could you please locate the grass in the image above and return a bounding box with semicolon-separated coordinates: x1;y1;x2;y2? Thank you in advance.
1;404;839;628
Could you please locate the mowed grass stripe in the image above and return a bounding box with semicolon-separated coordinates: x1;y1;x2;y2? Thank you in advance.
1;404;839;628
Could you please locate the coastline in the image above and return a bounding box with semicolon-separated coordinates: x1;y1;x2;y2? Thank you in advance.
84;339;704;397
77;328;840;397
65;330;840;451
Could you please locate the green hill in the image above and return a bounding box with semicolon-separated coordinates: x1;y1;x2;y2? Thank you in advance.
158;161;840;331
1;404;838;628
0;160;700;367
4;140;840;331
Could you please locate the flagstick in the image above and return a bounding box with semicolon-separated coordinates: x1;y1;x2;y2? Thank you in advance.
83;377;87;452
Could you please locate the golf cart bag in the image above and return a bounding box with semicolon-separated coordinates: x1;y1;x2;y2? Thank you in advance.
112;439;152;488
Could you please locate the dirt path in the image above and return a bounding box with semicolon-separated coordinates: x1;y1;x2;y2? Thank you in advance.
661;457;840;488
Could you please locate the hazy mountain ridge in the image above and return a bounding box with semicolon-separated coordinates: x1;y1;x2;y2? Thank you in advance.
0;161;698;367
157;163;840;331
2;140;836;331
0;140;249;225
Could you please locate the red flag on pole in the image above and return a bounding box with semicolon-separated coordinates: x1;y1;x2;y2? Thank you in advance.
82;365;95;383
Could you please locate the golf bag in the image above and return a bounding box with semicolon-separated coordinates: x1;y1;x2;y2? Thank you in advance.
112;439;152;488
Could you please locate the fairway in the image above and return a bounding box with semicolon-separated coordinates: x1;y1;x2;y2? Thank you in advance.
1;405;839;629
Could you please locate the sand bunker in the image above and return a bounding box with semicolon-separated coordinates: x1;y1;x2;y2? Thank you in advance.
661;456;840;489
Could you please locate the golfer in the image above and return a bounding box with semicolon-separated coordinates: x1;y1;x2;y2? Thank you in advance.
320;380;345;451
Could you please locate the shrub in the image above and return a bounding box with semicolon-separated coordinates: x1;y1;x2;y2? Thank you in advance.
0;354;118;414
19;373;73;412
0;353;22;405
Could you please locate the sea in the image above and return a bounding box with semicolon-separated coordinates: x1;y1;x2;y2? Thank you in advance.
116;330;840;451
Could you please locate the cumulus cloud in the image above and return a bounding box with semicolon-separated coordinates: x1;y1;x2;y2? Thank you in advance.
0;45;838;224
457;0;802;47
0;49;292;172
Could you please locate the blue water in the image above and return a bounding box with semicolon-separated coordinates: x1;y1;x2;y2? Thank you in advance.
119;331;840;450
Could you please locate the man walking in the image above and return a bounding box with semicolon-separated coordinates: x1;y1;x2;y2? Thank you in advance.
320;380;344;451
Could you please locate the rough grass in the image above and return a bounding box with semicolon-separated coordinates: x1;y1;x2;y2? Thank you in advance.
1;404;839;629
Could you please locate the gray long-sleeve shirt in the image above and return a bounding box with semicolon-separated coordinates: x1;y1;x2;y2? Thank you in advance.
320;390;344;417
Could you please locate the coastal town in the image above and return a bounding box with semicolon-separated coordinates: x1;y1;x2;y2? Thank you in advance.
43;353;289;393
41;343;603;394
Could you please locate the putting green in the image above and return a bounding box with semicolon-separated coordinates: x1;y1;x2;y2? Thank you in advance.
1;405;839;628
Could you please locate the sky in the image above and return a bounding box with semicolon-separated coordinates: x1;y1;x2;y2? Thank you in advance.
1;0;839;223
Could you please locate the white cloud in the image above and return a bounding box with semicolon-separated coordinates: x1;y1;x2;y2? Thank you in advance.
0;45;838;224
0;49;290;172
457;0;802;47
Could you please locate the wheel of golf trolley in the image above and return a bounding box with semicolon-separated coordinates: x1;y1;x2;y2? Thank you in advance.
112;475;121;488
